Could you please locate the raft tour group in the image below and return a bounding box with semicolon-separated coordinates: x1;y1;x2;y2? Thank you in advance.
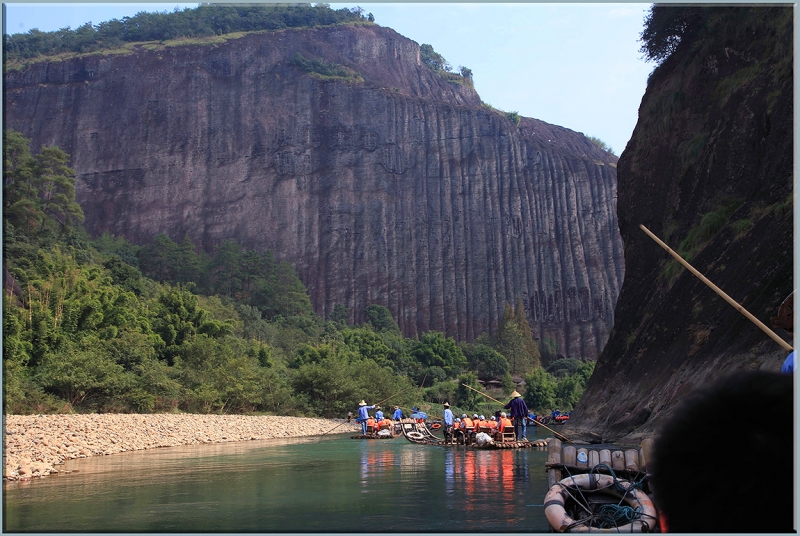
348;389;660;533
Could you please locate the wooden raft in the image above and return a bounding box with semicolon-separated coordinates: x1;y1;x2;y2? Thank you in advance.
546;438;655;488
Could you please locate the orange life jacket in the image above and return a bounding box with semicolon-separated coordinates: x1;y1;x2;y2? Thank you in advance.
366;418;375;428
499;417;513;431
463;417;473;429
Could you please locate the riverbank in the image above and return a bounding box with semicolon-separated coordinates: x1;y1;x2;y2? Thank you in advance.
3;413;361;481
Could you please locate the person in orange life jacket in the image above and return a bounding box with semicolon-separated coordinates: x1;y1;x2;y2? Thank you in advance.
504;390;529;440
461;414;474;444
487;415;499;438
453;417;463;443
443;402;455;444
365;416;376;433
392;406;403;420
498;412;513;436
356;400;377;435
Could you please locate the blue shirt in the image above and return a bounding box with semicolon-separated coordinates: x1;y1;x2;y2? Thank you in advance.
392;408;403;420
375;410;384;421
781;351;795;374
443;409;454;426
357;405;375;422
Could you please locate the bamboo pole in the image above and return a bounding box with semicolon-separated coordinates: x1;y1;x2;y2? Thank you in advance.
460;383;573;443
321;419;351;436
640;224;794;352
374;386;412;408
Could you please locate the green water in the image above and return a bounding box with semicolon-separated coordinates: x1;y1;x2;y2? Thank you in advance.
3;429;553;532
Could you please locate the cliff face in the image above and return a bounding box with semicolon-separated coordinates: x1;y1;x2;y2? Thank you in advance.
566;7;793;441
4;24;623;357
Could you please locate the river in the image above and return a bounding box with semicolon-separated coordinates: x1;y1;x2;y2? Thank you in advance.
3;427;554;532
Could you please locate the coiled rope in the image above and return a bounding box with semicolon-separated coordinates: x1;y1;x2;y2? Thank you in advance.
561;463;656;532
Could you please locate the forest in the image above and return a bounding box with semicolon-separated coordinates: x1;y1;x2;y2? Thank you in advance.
3;131;593;418
3;4;372;63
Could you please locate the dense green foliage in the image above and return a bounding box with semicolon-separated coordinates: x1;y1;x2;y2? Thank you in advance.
523;361;595;413
4;4;372;64
3;132;592;417
290;52;363;82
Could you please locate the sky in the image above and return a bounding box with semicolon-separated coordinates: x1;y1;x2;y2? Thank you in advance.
2;2;654;155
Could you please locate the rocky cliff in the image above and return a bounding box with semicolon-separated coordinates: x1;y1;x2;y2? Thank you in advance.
566;6;793;441
4;24;623;358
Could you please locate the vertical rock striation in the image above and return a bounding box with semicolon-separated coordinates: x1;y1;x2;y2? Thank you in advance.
4;24;623;357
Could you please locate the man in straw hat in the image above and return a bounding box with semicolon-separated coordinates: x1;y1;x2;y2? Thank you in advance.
356;400;378;436
504;390;529;441
442;402;454;444
392;405;403;421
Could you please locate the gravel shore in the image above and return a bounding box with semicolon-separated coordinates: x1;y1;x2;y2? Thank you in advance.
3;414;361;481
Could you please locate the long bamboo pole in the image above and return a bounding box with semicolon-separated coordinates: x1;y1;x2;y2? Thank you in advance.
460;383;573;443
374;386;412;408
640;224;794;352
321;419;351;436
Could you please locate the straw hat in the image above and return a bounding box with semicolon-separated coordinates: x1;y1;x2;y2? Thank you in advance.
511;390;521;398
359;400;367;406
443;402;450;407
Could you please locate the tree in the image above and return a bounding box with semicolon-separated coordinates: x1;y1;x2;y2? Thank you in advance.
460;341;509;380
364;304;400;333
330;303;349;325
523;367;556;412
3;131;83;239
420;43;451;72
409;331;467;384
495;301;539;375
515;297;541;369
639;5;706;64
455;372;482;410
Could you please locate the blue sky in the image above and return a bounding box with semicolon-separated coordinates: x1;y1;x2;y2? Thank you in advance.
3;3;653;155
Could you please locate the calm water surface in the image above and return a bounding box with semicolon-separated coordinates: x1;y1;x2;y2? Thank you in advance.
3;427;553;532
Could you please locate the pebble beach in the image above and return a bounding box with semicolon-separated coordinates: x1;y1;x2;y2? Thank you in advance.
3;414;361;481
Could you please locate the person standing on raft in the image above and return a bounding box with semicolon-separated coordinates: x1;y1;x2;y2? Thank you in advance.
443;402;454;444
356;400;377;435
392;406;403;421
504;390;529;441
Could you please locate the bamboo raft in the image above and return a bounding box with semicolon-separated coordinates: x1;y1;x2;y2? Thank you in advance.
398;419;548;448
545;438;655;486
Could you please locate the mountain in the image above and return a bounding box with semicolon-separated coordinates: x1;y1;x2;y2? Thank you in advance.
566;6;793;441
4;23;623;359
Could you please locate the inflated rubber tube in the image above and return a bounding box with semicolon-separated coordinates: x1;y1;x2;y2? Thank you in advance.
543;473;657;533
430;423;441;430
407;431;425;440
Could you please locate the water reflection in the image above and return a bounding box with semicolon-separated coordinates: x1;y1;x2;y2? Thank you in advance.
4;434;552;532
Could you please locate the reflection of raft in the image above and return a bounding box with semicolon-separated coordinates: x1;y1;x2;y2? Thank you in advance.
350;434;395;439
543;439;658;533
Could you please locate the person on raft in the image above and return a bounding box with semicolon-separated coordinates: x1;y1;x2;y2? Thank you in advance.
504;390;529;441
392;406;403;421
442;402;455;444
374;407;384;421
356;400;378;435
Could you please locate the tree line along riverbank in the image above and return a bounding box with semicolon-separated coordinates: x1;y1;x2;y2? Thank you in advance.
3;414;360;481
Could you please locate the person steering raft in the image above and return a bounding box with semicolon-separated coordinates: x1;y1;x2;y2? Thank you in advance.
356;400;378;435
442;402;454;444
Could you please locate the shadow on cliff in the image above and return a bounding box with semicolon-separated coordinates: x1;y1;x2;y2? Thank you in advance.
565;6;794;443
